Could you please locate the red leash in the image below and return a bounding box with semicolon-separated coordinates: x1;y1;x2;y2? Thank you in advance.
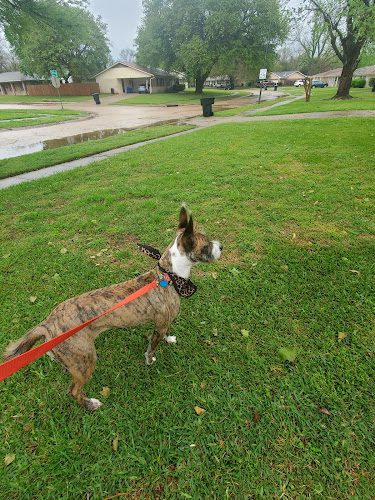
0;280;158;382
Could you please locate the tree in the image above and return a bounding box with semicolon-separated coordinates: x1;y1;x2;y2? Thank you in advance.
0;35;19;71
2;0;110;80
305;0;375;99
119;47;136;63
136;0;288;93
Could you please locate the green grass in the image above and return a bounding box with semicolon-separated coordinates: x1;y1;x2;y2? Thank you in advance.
0;118;374;498
114;88;250;106
258;87;375;115
0;124;195;179
215;96;290;116
0;95;93;103
0;108;87;129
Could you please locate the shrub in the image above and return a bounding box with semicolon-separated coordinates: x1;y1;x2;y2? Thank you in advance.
351;78;366;88
369;77;375;87
167;82;186;92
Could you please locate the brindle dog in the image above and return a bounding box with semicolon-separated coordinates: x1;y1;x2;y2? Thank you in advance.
4;207;222;411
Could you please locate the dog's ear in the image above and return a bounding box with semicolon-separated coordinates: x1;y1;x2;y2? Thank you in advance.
178;205;190;230
181;214;194;252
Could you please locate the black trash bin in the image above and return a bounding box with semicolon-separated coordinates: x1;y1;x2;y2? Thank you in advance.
200;97;215;117
372;84;375;93
92;92;101;105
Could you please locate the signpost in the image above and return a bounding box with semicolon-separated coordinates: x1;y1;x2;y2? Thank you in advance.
50;70;64;110
258;68;267;104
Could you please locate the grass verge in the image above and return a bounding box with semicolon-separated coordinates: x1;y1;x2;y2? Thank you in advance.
257;87;375;115
215;96;291;116
0;124;195;179
0;109;87;129
114;88;250;105
0;95;93;103
0;118;374;498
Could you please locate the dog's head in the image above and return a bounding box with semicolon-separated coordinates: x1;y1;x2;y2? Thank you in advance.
172;206;222;264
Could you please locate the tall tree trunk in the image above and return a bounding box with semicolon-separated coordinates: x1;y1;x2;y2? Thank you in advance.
333;43;362;100
195;74;206;94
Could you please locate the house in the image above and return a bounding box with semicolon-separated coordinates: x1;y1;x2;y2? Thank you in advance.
94;61;181;94
313;65;375;87
312;68;342;86
353;65;375;87
0;71;40;95
268;70;306;85
205;75;231;88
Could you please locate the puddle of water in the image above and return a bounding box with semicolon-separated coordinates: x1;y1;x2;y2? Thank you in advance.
0;128;129;160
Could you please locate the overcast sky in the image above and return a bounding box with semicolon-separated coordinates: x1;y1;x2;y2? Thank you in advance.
89;0;143;58
88;0;301;60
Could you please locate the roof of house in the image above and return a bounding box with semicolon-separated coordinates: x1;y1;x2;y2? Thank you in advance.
94;61;179;79
313;68;342;78
270;70;306;78
0;71;37;83
314;65;375;78
354;65;375;76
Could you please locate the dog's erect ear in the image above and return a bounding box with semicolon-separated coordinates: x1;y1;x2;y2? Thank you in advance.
178;205;190;230
178;206;194;252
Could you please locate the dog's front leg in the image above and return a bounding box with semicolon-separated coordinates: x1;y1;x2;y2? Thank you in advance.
145;327;169;365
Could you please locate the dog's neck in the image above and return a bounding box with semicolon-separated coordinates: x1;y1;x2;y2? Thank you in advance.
159;237;194;280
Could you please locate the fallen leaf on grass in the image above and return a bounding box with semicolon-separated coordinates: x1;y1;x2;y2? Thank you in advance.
100;386;111;398
241;329;249;338
2;253;11;259
211;272;218;279
319;407;331;416
29;296;37;304
194;406;206;416
253;411;260;424
212;328;218;337
338;332;347;341
229;267;240;276
349;269;360;274
112;433;119;452
4;454;15;466
60;248;68;254
278;347;297;363
217;435;225;448
23;424;33;432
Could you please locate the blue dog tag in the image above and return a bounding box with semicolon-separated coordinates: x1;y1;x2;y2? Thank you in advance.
159;279;168;288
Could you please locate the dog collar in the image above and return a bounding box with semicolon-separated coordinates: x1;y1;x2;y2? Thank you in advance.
137;244;197;298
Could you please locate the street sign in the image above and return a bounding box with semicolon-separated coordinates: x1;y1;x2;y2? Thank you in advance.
51;76;60;88
259;68;267;80
50;69;58;78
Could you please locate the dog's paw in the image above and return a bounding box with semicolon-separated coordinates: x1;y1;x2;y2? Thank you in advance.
145;352;156;365
87;398;102;411
165;335;177;344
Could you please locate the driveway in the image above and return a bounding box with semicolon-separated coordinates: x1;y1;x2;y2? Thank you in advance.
0;94;202;153
0;91;283;155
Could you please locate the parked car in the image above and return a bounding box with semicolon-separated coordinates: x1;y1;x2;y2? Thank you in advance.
138;85;147;93
294;79;305;87
311;80;328;88
215;82;233;90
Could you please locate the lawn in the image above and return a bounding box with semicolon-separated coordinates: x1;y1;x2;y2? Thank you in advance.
257;87;375;115
114;88;250;105
0;118;374;498
0;124;195;179
0;108;87;129
0;95;92;104
215;96;291;116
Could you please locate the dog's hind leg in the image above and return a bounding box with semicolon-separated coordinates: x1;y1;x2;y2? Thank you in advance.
54;340;100;411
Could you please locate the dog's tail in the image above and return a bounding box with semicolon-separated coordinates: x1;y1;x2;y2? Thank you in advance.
4;326;45;361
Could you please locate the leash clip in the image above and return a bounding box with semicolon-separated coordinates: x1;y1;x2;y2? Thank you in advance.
158;273;171;288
